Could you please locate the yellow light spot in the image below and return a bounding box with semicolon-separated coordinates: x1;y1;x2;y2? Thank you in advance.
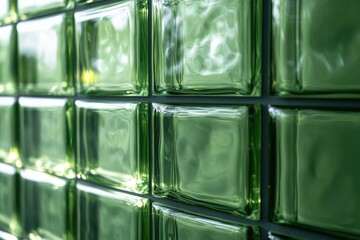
81;69;98;85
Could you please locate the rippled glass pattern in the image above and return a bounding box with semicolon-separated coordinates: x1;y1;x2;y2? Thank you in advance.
153;104;260;218
75;1;148;96
153;0;261;95
270;107;360;238
19;97;74;178
272;0;360;96
18;0;73;19
77;183;149;240
0;26;16;94
17;14;73;95
76;101;148;193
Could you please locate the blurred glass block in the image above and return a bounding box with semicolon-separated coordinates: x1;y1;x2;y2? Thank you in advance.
0;98;19;167
20;169;73;240
76;182;149;240
0;0;16;25
76;101;148;193
270;107;360;238
153;104;260;218
153;0;261;95
0;26;16;94
19;97;74;178
0;163;19;236
17;14;74;95
18;0;73;19
0;230;18;240
152;203;257;240
75;1;148;95
268;232;301;240
272;0;360;96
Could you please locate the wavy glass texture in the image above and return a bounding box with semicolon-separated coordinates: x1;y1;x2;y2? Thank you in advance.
18;0;73;19
153;0;261;95
76;183;149;240
17;14;73;95
75;1;148;95
0;0;16;25
0;26;16;94
20;170;73;240
152;203;254;240
153;104;260;218
76;101;148;193
270;107;360;238
272;0;360;96
19;97;74;178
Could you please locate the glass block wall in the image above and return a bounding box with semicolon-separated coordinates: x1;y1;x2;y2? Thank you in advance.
0;0;359;239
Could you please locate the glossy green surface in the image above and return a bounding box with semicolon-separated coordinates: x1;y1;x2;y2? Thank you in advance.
76;101;148;193
20;169;73;240
153;203;254;240
272;0;360;96
18;0;73;19
17;14;73;95
0;0;16;25
0;26;16;94
153;104;260;218
270;107;360;237
76;183;149;240
153;0;261;95
19;97;74;178
75;1;148;95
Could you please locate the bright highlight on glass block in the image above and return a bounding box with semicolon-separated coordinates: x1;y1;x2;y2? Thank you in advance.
20;169;73;240
153;203;256;240
76;101;148;193
18;0;73;19
153;0;261;95
17;14;74;95
76;182;149;240
272;0;360;96
0;230;18;240
0;0;16;25
75;0;148;96
0;26;16;94
19;97;74;178
270;107;360;238
153;104;260;218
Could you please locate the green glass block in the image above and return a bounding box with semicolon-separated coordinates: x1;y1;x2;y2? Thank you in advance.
18;0;73;19
270;107;360;238
153;203;257;240
153;104;260;218
76;101;148;193
153;0;261;95
0;230;18;240
0;26;16;94
17;14;74;95
76;182;149;240
75;1;148;96
0;98;19;167
272;0;360;96
19;97;74;178
0;0;16;25
0;163;18;235
268;232;303;240
20;169;73;240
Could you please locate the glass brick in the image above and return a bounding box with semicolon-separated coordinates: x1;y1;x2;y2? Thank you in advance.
20;169;73;240
272;0;360;96
19;97;74;178
76;182;149;240
76;101;148;193
0;98;19;167
75;1;148;96
0;0;16;25
18;0;73;19
153;104;260;218
152;0;261;95
0;163;18;236
17;14;74;95
152;203;257;240
270;107;360;238
0;26;16;94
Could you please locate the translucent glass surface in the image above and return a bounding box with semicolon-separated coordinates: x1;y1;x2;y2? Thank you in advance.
18;0;73;19
76;101;148;193
153;203;255;240
17;14;74;95
272;0;360;96
153;0;261;95
153;104;260;218
75;1;148;95
270;107;360;238
0;230;18;240
20;169;73;240
0;0;16;25
76;183;149;240
19;97;74;178
0;26;16;94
